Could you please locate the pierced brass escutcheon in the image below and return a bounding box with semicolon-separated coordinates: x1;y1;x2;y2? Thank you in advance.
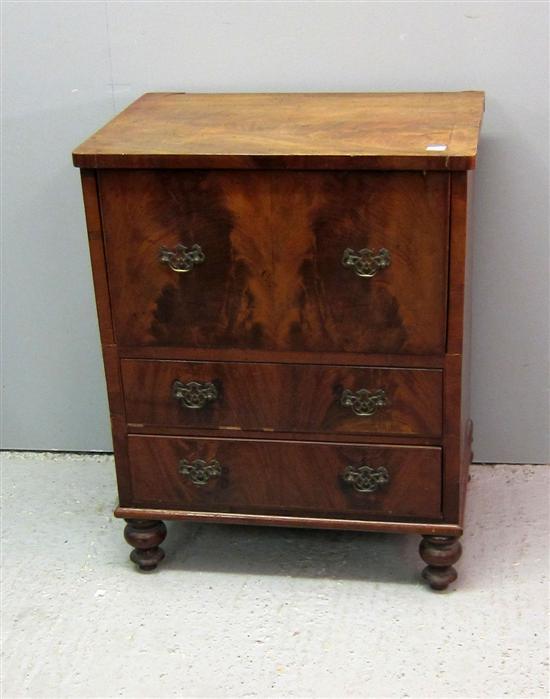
159;243;205;273
341;247;391;277
179;458;222;486
342;464;390;493
172;380;218;410
340;388;389;416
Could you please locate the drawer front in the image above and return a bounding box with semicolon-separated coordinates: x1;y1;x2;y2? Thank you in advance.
122;359;442;438
127;436;442;520
101;170;448;355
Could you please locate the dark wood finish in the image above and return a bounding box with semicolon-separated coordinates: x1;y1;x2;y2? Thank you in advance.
100;169;449;355
79;170;132;503
125;435;442;520
447;172;469;354
442;172;474;524
73;92;484;170
74;92;482;588
272;172;449;355
119;346;445;368
442;353;462;523
124;519;167;571
122;359;442;438
115;507;463;537
80;170;115;345
459;172;475;525
419;535;462;590
124;425;441;446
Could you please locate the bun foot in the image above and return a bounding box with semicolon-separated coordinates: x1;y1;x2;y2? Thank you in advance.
419;535;462;591
124;519;167;571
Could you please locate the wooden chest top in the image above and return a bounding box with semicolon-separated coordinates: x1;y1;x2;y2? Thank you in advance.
73;91;484;171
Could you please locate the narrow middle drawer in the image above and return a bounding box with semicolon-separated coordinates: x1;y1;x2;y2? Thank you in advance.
121;359;442;438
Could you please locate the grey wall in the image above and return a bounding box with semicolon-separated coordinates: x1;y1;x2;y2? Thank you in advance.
2;1;549;463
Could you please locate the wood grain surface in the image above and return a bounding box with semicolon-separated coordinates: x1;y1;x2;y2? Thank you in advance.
79;170;132;503
117;346;445;367
73;91;484;170
114;507;461;536
100;169;449;355
121;359;443;438
443;171;474;524
76;92;479;553
126;435;442;520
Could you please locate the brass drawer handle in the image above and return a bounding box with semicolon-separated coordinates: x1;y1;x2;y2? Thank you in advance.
159;243;205;273
342;247;391;277
340;388;388;416
172;380;218;410
342;464;390;493
179;458;221;486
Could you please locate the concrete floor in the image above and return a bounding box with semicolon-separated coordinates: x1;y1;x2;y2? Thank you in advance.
1;453;548;699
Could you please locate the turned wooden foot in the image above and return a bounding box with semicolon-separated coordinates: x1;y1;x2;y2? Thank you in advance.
419;535;462;590
124;519;167;571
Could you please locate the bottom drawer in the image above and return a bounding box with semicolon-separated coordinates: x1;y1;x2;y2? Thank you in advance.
126;436;442;520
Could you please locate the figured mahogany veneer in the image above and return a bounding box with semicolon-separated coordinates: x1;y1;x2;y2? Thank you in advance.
126;436;442;520
74;91;483;589
100;169;449;355
122;359;442;438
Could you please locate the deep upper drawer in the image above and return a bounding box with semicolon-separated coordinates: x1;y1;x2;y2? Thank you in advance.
126;435;442;520
122;359;442;438
100;170;449;355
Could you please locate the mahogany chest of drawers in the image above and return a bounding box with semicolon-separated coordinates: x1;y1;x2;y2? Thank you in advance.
73;92;484;590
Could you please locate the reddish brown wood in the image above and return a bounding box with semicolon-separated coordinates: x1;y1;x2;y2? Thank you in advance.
73;92;485;171
74;92;481;587
419;535;462;590
442;353;462;523
459;172;475;525
442;172;474;524
121;359;442;438
79;170;132;503
100;169;449;355
118;346;445;368
271;172;449;355
125;435;442;520
103;345;132;504
124;425;440;446
446;172;468;354
80;170;115;345
115;507;462;536
124;519;167;571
